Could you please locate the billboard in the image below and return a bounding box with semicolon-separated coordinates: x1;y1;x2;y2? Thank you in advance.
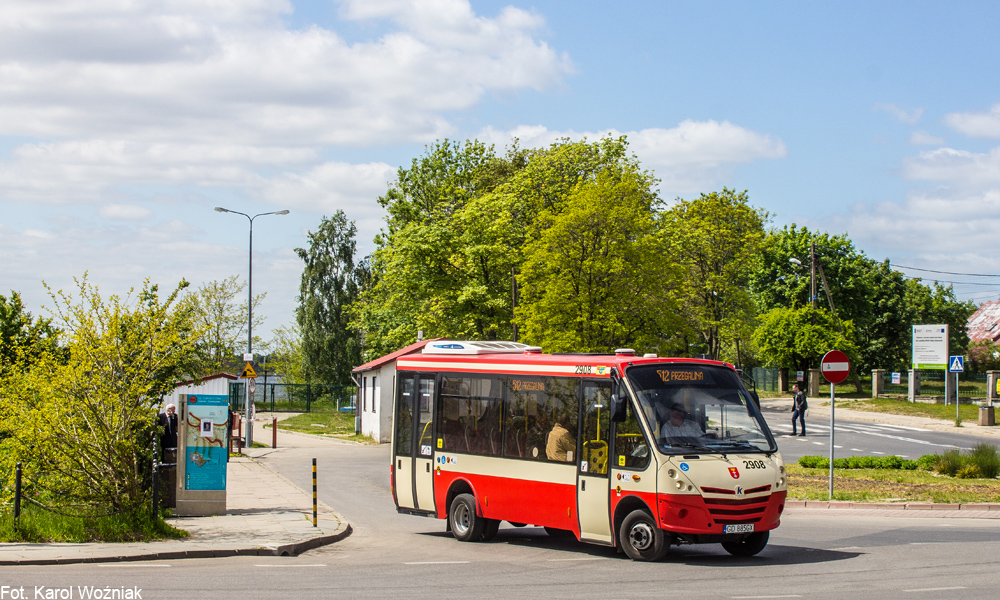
184;394;229;491
912;324;949;369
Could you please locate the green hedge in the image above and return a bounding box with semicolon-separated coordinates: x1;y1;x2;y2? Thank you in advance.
798;448;996;478
797;454;933;470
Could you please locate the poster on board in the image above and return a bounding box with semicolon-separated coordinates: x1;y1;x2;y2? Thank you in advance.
912;324;948;370
185;394;228;491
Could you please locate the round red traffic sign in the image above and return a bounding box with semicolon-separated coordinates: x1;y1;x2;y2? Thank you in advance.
821;350;851;384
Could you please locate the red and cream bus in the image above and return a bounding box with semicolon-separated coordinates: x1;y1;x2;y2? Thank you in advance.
390;340;786;561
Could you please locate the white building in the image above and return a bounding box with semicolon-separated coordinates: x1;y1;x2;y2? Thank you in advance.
353;339;437;443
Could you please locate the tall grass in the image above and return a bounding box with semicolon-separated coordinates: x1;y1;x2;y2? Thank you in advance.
932;444;1000;479
0;505;188;543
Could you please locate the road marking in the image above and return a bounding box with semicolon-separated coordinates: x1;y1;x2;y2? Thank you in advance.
812;442;823;445
851;448;863;452
97;564;171;568
403;560;470;565
902;586;966;593
731;596;802;599
547;557;607;562
255;564;327;567
831;546;864;550
872;451;884;455
834;445;842;449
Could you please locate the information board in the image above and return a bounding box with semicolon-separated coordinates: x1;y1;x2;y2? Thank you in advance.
184;394;229;491
912;324;949;369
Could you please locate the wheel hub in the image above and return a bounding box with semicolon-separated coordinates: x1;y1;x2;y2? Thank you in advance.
629;522;654;551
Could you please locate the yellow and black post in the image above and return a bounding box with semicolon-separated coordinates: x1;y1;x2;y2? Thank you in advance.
312;458;317;527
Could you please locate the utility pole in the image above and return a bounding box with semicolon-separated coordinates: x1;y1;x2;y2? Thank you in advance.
810;241;817;309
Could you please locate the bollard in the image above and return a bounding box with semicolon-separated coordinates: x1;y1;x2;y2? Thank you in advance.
312;458;318;527
14;462;22;523
272;417;277;449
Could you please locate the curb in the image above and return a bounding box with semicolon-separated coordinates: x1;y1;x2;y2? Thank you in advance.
786;500;1000;512
0;524;352;566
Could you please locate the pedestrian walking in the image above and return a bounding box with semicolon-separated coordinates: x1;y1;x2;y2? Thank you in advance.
791;383;808;436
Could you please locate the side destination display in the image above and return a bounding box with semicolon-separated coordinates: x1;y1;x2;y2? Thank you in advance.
185;394;229;491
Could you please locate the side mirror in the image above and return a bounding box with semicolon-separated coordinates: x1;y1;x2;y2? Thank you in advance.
610;395;627;422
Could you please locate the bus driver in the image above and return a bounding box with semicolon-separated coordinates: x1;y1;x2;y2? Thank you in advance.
660;405;705;439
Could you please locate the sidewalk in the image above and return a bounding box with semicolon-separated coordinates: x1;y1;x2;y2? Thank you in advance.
0;444;351;566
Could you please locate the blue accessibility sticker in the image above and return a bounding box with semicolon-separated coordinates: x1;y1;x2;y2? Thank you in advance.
679;463;690;472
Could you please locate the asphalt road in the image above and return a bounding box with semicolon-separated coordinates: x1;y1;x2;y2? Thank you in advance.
759;407;980;463
5;433;1000;599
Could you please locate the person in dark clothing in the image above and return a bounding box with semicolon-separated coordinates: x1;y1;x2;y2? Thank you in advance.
158;403;179;454
791;384;808;436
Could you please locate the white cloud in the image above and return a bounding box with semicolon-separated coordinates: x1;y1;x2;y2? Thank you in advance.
909;131;945;146
902;146;1000;188
99;204;154;220
0;0;572;147
944;104;1000;139
873;103;924;125
479;120;787;196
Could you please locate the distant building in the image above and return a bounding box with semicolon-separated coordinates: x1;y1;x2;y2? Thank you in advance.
967;302;1000;343
352;339;440;443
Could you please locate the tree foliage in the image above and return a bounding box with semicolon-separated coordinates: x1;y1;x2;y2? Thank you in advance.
296;211;363;385
661;188;768;362
187;276;265;376
752;305;859;374
0;276;199;513
0;290;60;375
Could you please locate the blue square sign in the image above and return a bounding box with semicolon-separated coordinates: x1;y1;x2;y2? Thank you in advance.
949;356;964;373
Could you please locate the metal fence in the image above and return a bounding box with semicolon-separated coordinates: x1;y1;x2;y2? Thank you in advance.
228;382;357;413
878;369;989;399
750;367;781;393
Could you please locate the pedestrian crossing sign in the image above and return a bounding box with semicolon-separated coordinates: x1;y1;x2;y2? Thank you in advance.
948;356;964;373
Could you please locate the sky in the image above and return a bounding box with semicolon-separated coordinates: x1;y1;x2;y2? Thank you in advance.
4;0;1000;344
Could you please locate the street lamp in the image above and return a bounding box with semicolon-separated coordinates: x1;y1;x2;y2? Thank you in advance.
214;206;290;446
788;242;818;309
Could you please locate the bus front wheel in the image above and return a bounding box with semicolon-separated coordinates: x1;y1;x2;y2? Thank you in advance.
449;494;485;542
619;510;668;561
722;531;769;557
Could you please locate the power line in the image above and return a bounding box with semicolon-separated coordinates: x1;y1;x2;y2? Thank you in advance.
897;274;1000;287
891;264;1000;278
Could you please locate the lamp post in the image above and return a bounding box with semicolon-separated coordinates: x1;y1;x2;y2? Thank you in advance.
214;207;290;447
788;242;818;309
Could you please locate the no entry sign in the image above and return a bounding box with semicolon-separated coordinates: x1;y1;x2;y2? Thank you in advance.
821;350;851;384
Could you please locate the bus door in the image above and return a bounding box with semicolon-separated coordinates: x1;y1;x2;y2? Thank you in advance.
577;380;613;544
393;372;437;513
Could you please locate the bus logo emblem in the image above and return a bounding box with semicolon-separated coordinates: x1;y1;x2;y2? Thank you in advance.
735;486;744;496
728;467;740;479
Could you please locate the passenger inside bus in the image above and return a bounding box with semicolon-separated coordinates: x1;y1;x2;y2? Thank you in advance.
545;410;576;462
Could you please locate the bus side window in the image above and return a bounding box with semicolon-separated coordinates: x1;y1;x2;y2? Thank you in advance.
615;399;650;470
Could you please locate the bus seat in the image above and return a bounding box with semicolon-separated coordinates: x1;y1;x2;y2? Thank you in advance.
584;440;608;474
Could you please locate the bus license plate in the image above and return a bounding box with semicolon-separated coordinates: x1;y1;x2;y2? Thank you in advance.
724;524;754;534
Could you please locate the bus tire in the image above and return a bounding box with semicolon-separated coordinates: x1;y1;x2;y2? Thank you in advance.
619;509;668;561
449;493;485;542
722;531;769;557
479;518;501;541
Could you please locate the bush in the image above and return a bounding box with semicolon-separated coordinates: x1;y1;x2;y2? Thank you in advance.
915;454;939;470
797;455;917;470
936;449;965;477
969;443;1000;479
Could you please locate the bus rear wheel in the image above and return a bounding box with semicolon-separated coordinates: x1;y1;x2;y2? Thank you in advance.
619;509;668;561
449;493;485;542
722;531;769;557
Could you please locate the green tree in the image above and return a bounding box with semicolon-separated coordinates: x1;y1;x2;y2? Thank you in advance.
752;305;859;374
0;290;59;374
188;276;265;375
296;211;363;385
661;188;768;362
263;323;307;384
355;136;642;358
0;276;199;513
517;169;683;353
905;280;977;359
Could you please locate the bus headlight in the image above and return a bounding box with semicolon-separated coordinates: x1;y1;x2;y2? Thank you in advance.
667;469;677;479
675;481;684;490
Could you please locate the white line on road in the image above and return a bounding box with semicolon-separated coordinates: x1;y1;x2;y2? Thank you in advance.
403;561;471;565
731;596;802;599
255;564;327;567
547;557;607;562
97;564;172;568
902;586;966;593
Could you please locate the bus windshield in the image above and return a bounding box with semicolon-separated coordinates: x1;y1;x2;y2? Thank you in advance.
626;364;776;455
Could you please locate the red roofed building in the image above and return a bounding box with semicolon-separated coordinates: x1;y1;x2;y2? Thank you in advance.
967;302;1000;343
353;339;441;442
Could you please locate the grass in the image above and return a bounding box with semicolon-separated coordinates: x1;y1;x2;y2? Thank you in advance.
0;505;188;543
787;464;1000;503
268;410;376;444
